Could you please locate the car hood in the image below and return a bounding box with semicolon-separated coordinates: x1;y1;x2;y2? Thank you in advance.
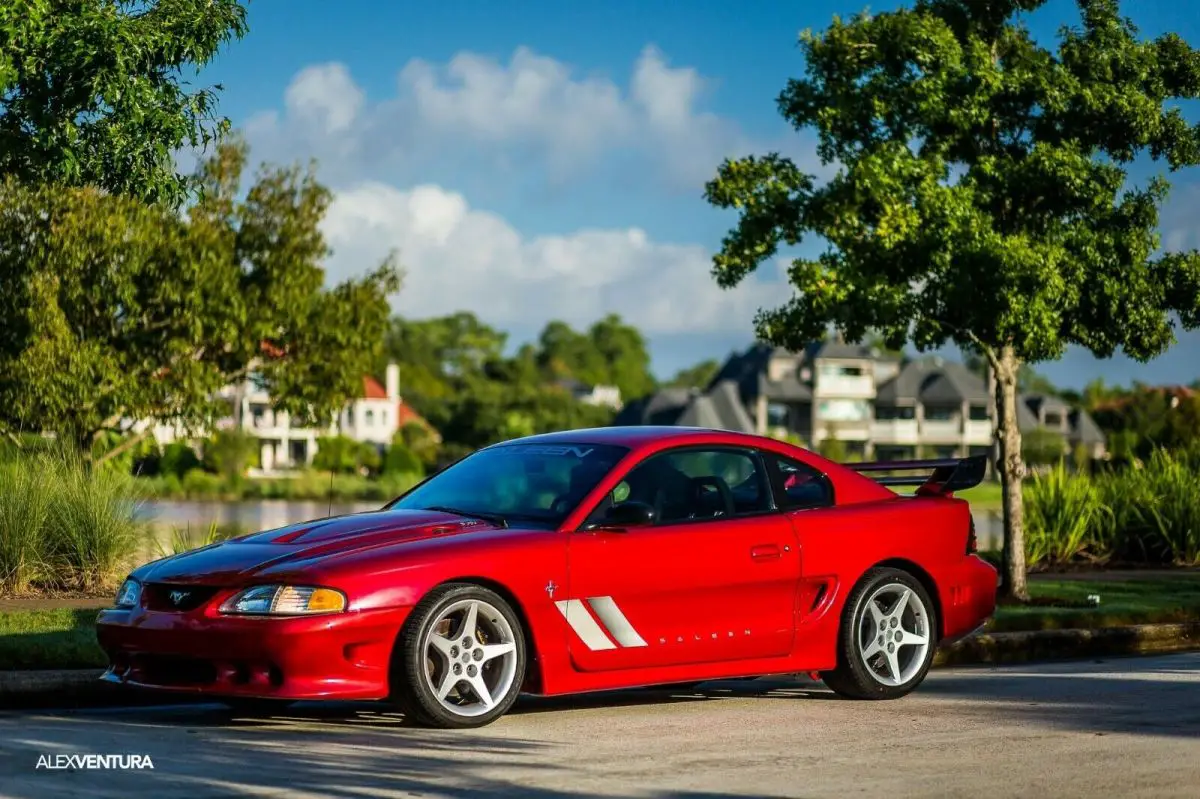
134;509;512;585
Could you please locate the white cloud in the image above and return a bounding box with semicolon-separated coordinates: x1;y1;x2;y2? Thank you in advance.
321;182;790;335
245;45;767;189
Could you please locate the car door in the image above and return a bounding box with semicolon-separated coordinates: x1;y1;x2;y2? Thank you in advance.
561;445;801;673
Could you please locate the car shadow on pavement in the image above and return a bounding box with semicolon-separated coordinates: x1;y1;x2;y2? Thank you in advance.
0;703;802;799
0;679;835;798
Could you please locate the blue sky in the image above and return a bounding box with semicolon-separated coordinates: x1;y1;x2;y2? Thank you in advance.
197;0;1200;390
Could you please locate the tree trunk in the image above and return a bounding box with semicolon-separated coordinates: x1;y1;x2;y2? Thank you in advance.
994;345;1029;602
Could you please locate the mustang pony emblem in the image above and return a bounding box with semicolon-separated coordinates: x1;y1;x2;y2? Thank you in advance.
168;590;190;606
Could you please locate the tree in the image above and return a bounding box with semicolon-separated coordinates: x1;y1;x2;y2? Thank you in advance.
666;359;722;390
203;428;260;486
535;314;657;401
0;139;401;459
0;0;249;208
704;0;1200;600
313;435;381;475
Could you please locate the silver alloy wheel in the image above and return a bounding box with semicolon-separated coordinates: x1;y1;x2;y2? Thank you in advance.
856;582;931;687
421;598;519;718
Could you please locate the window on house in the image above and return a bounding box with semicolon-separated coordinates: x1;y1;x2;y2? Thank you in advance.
968;404;990;421
767;402;790;427
365;409;375;427
1044;413;1063;427
875;405;915;421
839;365;864;377
818;399;870;422
924;406;956;421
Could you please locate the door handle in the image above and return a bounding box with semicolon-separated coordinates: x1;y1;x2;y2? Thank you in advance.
751;544;781;561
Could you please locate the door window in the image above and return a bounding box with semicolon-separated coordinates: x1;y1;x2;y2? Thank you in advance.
767;454;834;510
586;447;772;526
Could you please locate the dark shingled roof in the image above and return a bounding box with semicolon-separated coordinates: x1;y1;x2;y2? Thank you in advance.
876;359;989;405
676;380;756;433
706;342;812;402
1069;408;1106;445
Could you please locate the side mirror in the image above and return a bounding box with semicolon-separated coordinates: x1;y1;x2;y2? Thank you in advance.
596;500;657;530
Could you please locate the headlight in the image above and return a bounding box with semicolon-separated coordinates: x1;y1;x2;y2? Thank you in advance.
113;579;141;609
218;585;347;616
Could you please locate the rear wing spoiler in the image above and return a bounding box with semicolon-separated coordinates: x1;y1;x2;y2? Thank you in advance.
846;454;988;497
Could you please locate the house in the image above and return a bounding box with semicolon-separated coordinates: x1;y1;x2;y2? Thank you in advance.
553;378;623;410
147;362;436;474
617;340;1107;464
1019;393;1107;460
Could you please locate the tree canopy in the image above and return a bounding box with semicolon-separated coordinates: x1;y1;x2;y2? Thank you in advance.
379;313;637;460
704;0;1200;599
0;0;249;207
0;139;400;456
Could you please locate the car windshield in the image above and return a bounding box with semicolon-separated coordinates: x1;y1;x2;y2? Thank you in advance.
386;442;630;528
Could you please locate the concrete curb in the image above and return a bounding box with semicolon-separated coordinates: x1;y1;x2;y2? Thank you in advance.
3;622;1199;709
933;621;1200;667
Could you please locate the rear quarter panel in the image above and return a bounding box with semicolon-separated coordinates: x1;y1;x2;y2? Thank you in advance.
786;495;980;669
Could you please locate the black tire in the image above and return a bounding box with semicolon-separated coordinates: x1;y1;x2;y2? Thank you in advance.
820;566;938;700
219;697;295;715
389;582;527;729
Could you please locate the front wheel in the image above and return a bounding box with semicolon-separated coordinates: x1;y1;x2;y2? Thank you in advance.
821;567;937;700
390;583;526;728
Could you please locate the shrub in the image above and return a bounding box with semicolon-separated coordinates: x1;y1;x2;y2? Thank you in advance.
203;429;260;485
384;442;424;477
1022;463;1111;566
44;453;145;592
181;468;224;497
313;435;381;475
0;454;53;593
159;442;202;479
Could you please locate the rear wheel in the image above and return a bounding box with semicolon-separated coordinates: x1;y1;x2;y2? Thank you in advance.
821;567;937;700
390;583;526;729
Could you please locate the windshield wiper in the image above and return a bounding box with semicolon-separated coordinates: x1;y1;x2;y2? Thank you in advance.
422;506;508;528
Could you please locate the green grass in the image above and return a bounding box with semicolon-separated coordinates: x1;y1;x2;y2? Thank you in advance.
0;608;107;670
991;576;1200;631
955;480;1003;508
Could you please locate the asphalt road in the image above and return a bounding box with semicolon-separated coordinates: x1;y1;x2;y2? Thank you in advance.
1;653;1197;799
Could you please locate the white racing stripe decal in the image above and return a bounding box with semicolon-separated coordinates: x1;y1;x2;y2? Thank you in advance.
555;599;617;650
586;596;647;648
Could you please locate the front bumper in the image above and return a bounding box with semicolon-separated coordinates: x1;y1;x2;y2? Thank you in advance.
95;605;410;700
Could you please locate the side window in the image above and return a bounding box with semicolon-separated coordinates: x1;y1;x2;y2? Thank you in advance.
586;447;773;526
769;454;834;511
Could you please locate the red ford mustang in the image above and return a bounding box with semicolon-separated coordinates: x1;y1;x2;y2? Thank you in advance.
96;426;997;728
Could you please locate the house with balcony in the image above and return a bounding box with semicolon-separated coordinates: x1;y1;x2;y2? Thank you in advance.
147;362;437;474
615;340;1106;465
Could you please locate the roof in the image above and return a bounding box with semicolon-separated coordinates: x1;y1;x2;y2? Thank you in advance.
675;380;756;433
1068;408;1106;444
362;375;389;400
805;340;899;362
1024;393;1071;416
612;388;694;426
875;359;989;405
707;342;813;402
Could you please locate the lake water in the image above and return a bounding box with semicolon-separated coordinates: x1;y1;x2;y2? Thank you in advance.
136;500;1007;552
